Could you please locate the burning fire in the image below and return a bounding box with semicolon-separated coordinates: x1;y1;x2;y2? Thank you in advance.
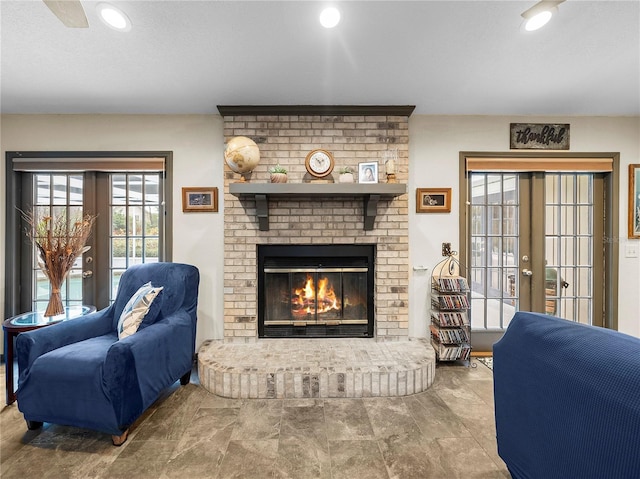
292;275;340;315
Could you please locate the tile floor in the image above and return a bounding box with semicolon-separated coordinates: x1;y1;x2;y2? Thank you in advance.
0;359;510;479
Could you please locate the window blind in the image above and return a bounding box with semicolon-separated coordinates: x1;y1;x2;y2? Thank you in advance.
465;156;613;172
11;156;165;172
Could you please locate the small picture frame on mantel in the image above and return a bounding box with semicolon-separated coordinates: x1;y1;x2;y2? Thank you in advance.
358;161;378;184
416;188;451;213
182;187;218;212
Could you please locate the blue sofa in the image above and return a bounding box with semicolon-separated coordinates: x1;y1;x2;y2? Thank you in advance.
493;311;640;479
16;262;199;445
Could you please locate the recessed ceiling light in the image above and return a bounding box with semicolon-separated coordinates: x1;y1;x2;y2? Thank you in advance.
320;7;341;28
524;10;553;31
96;2;132;32
521;0;564;32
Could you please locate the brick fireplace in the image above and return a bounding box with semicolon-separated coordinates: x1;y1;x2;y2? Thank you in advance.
221;106;412;342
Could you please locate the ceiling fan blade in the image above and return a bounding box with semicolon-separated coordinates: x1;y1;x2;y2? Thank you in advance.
43;0;88;28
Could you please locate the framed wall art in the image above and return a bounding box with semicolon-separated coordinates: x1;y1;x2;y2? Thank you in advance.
182;187;218;212
416;188;451;213
629;164;640;238
358;161;378;184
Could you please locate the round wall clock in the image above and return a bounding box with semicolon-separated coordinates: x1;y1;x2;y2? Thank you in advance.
305;149;335;178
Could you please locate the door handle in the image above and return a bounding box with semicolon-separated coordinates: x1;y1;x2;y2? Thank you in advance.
82;270;93;279
522;269;533;277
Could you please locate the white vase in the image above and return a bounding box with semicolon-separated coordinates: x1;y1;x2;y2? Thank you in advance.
339;173;354;183
270;173;287;183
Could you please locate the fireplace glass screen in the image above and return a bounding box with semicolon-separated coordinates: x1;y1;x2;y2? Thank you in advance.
265;268;368;325
258;244;375;338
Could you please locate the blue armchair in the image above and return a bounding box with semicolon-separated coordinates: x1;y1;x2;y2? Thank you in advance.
494;312;640;478
15;262;199;445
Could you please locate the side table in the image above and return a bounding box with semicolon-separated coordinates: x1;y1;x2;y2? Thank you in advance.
3;305;96;405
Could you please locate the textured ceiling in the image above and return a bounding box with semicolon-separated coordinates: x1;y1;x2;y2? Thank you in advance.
1;0;639;115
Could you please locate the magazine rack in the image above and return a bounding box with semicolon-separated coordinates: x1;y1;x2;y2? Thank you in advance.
430;251;471;364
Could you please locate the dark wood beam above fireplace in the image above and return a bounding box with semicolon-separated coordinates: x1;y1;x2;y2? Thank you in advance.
229;183;407;231
217;105;415;117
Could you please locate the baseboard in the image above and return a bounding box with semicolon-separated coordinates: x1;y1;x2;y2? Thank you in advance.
471;351;493;357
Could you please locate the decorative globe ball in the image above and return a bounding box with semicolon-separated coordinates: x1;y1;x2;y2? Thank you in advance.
224;136;260;175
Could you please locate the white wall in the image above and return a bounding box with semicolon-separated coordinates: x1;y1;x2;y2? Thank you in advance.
409;115;640;339
0;114;226;351
2;114;639;357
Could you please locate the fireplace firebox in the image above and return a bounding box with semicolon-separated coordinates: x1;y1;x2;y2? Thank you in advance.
258;244;375;338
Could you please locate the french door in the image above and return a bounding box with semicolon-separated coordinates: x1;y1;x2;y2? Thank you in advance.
461;154;618;351
24;172;164;312
6;152;171;316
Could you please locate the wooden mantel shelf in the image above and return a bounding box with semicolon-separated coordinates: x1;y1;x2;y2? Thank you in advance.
229;183;407;231
217;105;415;117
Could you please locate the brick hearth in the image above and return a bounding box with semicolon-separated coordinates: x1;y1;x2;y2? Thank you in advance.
198;338;435;399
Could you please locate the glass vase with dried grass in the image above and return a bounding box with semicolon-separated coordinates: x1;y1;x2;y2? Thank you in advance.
22;209;97;317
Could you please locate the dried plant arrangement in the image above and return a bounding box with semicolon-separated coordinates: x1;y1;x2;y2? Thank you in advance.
21;209;97;316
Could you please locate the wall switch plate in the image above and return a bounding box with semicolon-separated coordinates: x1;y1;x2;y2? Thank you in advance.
625;243;638;258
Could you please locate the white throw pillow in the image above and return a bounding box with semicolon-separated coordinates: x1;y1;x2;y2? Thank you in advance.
117;282;164;339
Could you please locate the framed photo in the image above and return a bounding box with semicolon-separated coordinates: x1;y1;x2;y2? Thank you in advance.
182;187;218;212
629;164;640;238
358;161;378;184
416;188;451;213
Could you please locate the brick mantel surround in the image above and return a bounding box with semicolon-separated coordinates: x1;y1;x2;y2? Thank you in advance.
221;106;412;342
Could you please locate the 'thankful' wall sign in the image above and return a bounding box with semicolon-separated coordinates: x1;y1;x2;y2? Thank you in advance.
510;123;570;150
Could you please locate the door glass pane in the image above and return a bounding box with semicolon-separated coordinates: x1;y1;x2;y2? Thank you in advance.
471;237;485;267
471;205;485;234
504;267;518;307
128;175;144;204
127;238;144;265
35;270;49;301
31;173;86;312
128;206;143;235
560;175;575;203
576;206;592;235
487;175;503;204
487;268;502;295
144;238;160;261
144;175;160;203
488;237;502;267
576;175;591;203
545;174;593;325
577;237;591;265
471;176;486;204
577;267;591;296
489;206;502;235
560;237;575;264
145;206;160;236
503;205;517;235
503;237;517;269
470;173;519;330
545;175;558;203
112;174;127;204
69;175;84;205
560;206;575;235
112;206;126;236
546;205;558;235
111;238;126;264
52;175;68;205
